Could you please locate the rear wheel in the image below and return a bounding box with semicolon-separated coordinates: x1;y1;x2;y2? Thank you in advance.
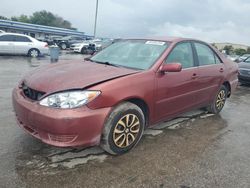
60;43;67;50
28;49;40;58
101;102;145;155
207;85;228;114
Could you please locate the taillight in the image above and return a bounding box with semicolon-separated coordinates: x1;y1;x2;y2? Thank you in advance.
44;43;48;47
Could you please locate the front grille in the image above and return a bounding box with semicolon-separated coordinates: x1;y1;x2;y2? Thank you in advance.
48;134;77;143
22;83;45;101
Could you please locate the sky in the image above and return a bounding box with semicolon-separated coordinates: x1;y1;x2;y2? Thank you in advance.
0;0;249;45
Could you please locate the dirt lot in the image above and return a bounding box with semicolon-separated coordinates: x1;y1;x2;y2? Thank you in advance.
0;53;250;188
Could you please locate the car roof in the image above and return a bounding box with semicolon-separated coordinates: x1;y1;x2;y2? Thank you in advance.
0;32;32;38
126;36;205;43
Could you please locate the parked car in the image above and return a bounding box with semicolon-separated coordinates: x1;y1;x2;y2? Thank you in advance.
56;35;86;50
70;41;96;54
37;35;61;46
238;54;250;62
227;54;240;62
12;37;238;155
70;39;113;54
238;56;250;84
0;33;49;57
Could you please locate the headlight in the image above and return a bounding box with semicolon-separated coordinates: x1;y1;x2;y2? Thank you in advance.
39;90;101;109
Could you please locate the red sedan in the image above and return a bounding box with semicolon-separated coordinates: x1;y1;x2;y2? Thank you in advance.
12;37;238;155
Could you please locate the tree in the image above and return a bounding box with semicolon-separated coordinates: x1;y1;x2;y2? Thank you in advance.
0;16;8;20
3;10;75;30
11;15;30;23
211;43;218;49
223;45;234;55
29;10;74;29
234;48;247;56
247;47;250;54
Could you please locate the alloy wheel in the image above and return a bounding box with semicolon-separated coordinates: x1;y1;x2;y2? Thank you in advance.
113;114;140;148
216;90;226;110
30;49;39;57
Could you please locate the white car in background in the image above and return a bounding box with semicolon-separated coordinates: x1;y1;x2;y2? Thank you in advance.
70;41;92;54
0;33;49;57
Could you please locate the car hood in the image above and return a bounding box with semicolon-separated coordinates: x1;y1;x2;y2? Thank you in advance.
23;60;139;94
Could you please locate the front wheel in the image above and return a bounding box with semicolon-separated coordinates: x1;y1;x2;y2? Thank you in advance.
207;85;228;114
101;102;145;155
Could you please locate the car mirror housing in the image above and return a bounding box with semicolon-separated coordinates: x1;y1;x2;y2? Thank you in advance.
159;62;182;73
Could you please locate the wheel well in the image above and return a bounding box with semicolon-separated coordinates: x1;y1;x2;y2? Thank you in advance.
223;81;231;97
126;98;150;127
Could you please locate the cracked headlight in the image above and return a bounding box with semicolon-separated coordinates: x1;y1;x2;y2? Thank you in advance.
39;90;101;109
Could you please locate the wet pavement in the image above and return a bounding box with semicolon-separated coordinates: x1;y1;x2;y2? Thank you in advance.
0;53;250;188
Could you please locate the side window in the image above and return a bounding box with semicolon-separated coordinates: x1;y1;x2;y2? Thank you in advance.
15;36;32;42
214;54;222;64
165;42;194;69
194;43;217;66
0;35;15;42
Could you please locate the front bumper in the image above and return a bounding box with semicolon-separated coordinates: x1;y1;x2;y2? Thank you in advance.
12;87;111;147
70;46;81;53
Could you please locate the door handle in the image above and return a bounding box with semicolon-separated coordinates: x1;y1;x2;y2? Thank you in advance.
191;73;198;79
219;68;224;73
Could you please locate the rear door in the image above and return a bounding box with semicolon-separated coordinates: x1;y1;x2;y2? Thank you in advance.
155;42;200;120
193;42;225;104
14;35;33;55
0;34;15;54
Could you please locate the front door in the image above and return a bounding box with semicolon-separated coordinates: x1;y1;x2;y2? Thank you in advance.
155;42;200;121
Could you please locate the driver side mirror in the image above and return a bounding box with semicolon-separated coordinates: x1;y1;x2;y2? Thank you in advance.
159;62;182;73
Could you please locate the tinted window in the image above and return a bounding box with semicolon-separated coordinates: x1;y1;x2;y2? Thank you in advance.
195;43;216;66
165;42;194;69
0;35;15;42
15;36;32;42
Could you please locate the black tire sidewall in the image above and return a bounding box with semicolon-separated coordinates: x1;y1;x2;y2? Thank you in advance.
81;47;87;54
101;102;145;155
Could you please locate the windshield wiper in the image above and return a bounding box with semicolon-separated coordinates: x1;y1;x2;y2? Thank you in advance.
84;57;120;68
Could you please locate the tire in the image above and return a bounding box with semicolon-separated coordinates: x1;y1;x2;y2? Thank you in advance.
60;43;67;50
101;102;145;155
81;47;87;54
207;85;228;114
28;49;40;58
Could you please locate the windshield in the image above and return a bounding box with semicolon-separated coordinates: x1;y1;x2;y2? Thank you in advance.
90;40;169;70
245;57;250;63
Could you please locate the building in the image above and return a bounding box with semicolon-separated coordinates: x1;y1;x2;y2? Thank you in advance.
0;19;89;39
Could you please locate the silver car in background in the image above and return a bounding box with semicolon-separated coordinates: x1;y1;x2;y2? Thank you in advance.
0;33;49;57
